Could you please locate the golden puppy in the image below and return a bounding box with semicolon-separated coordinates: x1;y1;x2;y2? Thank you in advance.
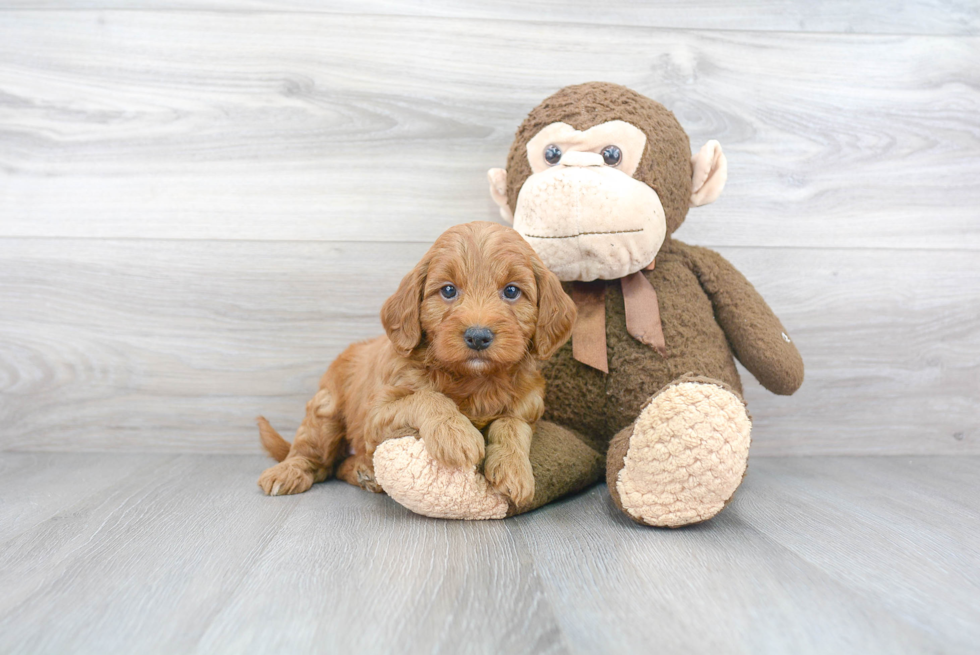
257;221;576;508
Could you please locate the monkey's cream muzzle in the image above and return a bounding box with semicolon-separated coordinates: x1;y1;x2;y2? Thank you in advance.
513;163;666;282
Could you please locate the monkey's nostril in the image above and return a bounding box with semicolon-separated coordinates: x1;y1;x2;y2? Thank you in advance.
463;327;494;351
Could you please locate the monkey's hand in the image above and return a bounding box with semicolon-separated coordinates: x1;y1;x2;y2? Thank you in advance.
374;436;510;520
680;240;804;395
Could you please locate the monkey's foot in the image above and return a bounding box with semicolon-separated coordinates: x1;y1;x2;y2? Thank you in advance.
373;437;509;520
607;380;751;527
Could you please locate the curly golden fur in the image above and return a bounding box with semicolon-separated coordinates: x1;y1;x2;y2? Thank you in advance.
257;221;576;508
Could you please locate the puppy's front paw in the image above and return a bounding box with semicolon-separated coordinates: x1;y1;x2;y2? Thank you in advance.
258;460;314;496
423;417;485;469
484;445;534;508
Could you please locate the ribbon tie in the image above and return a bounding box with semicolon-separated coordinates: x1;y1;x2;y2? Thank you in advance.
570;262;667;373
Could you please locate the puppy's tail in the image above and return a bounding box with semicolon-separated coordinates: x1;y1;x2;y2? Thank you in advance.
257;416;291;462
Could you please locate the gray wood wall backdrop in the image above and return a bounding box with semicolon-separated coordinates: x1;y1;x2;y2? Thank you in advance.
0;2;978;455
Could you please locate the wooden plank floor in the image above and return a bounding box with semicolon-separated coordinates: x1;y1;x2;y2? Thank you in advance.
1;453;977;654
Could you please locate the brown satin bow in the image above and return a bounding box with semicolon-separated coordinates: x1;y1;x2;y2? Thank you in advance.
570;261;666;373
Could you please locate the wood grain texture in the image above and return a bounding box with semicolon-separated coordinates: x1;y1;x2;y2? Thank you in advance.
0;453;566;655
734;246;980;455
734;456;980;647
0;455;301;654
512;455;980;654
0;12;978;249
0;452;175;536
1;8;977;459
1;1;977;36
195;477;564;655
0;239;976;455
0;453;976;654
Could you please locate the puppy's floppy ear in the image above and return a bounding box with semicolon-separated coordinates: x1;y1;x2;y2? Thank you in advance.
531;255;577;360
381;257;428;356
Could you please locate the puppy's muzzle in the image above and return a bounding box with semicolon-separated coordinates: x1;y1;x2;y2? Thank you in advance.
463;326;494;351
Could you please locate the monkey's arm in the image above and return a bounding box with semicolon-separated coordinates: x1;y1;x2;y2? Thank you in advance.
677;241;804;395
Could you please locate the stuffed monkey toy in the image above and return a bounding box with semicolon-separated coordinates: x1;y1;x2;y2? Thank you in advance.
373;82;804;526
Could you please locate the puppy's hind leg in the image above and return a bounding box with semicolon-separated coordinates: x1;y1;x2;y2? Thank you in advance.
336;453;383;493
258;388;345;496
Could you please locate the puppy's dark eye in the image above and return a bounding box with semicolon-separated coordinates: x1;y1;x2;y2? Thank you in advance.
440;284;457;300
602;145;622;166
544;144;562;165
502;285;521;300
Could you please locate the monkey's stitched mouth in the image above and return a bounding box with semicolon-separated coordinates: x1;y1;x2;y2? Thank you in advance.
521;228;644;240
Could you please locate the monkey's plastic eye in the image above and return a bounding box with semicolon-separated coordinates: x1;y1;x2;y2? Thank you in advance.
502;285;521;300
602;146;622;166
544;145;562;165
440;284;457;300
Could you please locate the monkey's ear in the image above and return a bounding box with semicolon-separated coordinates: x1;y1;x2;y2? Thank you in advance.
690;140;727;208
532;257;577;360
487;168;514;224
380;259;427;356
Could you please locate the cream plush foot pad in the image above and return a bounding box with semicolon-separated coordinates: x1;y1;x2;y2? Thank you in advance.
616;382;751;527
373;436;509;520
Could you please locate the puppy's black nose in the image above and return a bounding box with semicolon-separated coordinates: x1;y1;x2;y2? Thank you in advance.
463;326;494;351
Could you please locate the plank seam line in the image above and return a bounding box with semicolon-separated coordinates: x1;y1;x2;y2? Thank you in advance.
0;236;977;254
0;8;976;39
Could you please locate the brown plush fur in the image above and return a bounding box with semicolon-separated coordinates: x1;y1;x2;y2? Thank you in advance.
504;420;606;517
506;82;694;238
542;238;803;445
494;83;804;519
257;221;576;508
